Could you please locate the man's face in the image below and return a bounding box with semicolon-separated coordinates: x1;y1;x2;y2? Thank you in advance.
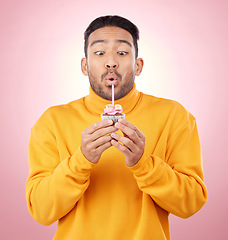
81;26;143;100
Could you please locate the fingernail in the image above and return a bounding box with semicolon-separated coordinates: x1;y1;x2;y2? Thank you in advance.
108;120;113;124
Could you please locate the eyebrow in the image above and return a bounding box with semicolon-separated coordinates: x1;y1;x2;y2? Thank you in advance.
90;40;105;47
90;39;132;48
116;39;132;47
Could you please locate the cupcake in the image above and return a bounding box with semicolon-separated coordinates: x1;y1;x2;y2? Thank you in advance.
101;104;125;123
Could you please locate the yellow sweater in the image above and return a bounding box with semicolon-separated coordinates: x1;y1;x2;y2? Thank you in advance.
26;84;207;240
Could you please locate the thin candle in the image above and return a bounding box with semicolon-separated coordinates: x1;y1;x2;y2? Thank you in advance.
112;84;114;107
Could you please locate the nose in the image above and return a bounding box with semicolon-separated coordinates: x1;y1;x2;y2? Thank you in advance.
105;56;119;70
105;64;117;69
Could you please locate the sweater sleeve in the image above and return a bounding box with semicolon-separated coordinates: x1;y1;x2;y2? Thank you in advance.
26;115;94;226
129;108;208;218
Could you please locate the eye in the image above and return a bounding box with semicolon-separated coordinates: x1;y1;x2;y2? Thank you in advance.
95;51;105;56
118;51;128;56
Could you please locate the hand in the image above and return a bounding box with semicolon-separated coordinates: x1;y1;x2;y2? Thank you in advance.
111;119;145;167
81;120;117;163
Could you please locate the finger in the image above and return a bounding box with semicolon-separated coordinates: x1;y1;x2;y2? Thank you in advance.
115;122;141;144
86;120;113;134
96;141;112;153
117;119;145;140
90;135;112;149
87;141;112;163
91;126;118;142
111;132;135;151
111;139;132;156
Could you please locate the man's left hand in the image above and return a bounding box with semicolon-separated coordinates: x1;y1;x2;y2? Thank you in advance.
111;119;145;167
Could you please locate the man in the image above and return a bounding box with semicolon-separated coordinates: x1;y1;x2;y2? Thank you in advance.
26;15;207;240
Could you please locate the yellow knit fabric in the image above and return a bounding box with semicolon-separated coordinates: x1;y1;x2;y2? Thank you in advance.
26;84;207;240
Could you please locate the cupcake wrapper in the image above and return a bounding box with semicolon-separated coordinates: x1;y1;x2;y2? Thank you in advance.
101;114;125;123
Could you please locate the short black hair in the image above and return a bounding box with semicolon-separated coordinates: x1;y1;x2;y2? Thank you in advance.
84;15;139;58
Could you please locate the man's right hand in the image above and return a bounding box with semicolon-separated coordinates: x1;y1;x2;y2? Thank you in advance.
81;120;117;163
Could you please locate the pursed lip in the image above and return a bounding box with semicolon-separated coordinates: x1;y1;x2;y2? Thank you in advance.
104;73;119;86
105;79;118;86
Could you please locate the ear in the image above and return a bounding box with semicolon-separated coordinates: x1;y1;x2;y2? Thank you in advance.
81;58;88;76
135;58;144;76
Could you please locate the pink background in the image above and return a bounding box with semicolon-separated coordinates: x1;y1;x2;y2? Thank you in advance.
1;0;227;239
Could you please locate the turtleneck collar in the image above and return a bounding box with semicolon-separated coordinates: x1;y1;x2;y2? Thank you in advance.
84;83;141;116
